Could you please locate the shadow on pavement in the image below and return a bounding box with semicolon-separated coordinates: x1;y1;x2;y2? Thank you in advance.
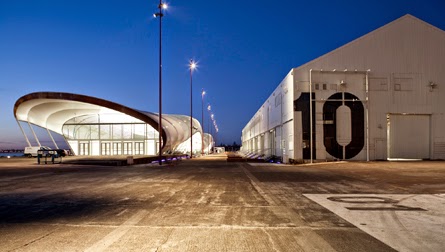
0;193;113;224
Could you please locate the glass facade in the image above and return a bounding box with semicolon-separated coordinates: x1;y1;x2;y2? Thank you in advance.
62;113;159;156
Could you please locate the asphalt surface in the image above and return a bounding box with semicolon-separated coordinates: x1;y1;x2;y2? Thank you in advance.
0;154;444;251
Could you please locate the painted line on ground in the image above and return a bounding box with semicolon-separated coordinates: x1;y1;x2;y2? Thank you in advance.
84;210;147;252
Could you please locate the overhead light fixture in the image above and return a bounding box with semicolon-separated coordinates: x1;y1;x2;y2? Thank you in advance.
429;81;438;91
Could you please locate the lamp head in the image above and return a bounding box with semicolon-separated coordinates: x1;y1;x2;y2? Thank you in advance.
154;2;167;17
189;60;197;71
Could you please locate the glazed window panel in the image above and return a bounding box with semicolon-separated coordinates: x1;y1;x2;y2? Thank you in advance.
62;125;75;139
100;125;111;139
134;124;145;140
76;125;91;139
113;124;123;139
123;124;132;139
90;124;99;139
147;126;156;139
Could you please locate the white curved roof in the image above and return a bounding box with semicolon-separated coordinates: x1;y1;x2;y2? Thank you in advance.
14;92;202;153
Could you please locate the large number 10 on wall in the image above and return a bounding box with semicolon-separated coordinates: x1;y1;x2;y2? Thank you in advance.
294;92;365;160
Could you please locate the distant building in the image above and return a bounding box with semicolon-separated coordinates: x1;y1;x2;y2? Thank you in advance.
241;15;445;162
14;92;214;156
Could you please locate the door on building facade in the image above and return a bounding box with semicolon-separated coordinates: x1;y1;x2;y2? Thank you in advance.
79;142;89;155
260;135;264;155
101;142;111;155
388;114;430;159
113;142;122;155
270;130;276;156
123;142;132;155
134;142;144;155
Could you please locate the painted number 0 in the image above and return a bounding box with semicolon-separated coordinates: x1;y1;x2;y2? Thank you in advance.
327;196;425;211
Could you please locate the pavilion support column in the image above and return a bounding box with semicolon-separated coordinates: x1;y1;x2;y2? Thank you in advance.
46;128;59;149
27;121;41;147
16;119;31;147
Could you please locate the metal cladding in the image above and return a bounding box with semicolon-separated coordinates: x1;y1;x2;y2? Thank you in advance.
242;15;445;162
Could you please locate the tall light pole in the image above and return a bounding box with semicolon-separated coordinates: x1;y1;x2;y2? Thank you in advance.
201;89;206;155
211;113;214;153
213;119;218;150
154;1;167;165
189;59;197;158
207;104;211;154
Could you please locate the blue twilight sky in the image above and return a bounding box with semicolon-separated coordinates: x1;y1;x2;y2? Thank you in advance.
1;0;445;149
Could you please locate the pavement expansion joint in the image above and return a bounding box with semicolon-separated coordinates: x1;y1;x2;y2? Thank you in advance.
37;223;355;230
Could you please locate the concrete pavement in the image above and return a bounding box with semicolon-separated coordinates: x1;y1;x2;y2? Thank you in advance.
0;155;444;251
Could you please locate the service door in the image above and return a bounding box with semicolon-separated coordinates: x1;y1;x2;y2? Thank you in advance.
389;114;430;159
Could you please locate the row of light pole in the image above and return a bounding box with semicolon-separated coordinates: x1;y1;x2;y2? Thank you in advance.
207;103;219;152
188;60;219;158
154;2;217;161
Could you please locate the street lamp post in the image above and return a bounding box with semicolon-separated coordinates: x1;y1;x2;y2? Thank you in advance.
201;89;206;155
213;120;217;151
154;1;167;165
211;113;214;153
189;60;197;158
209;116;213;152
207;104;211;154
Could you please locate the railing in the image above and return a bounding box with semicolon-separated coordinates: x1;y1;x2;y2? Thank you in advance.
37;149;66;164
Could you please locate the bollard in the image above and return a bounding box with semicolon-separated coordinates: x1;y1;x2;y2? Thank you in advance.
127;156;134;165
37;154;41;164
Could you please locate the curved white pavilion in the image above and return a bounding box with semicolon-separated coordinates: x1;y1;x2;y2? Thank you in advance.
14;92;213;156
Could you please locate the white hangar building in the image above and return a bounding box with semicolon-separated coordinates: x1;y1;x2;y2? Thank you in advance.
241;14;445;162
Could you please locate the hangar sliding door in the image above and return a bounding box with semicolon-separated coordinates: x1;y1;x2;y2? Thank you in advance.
388;114;430;159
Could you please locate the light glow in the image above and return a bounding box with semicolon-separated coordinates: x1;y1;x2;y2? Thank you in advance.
189;60;197;70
